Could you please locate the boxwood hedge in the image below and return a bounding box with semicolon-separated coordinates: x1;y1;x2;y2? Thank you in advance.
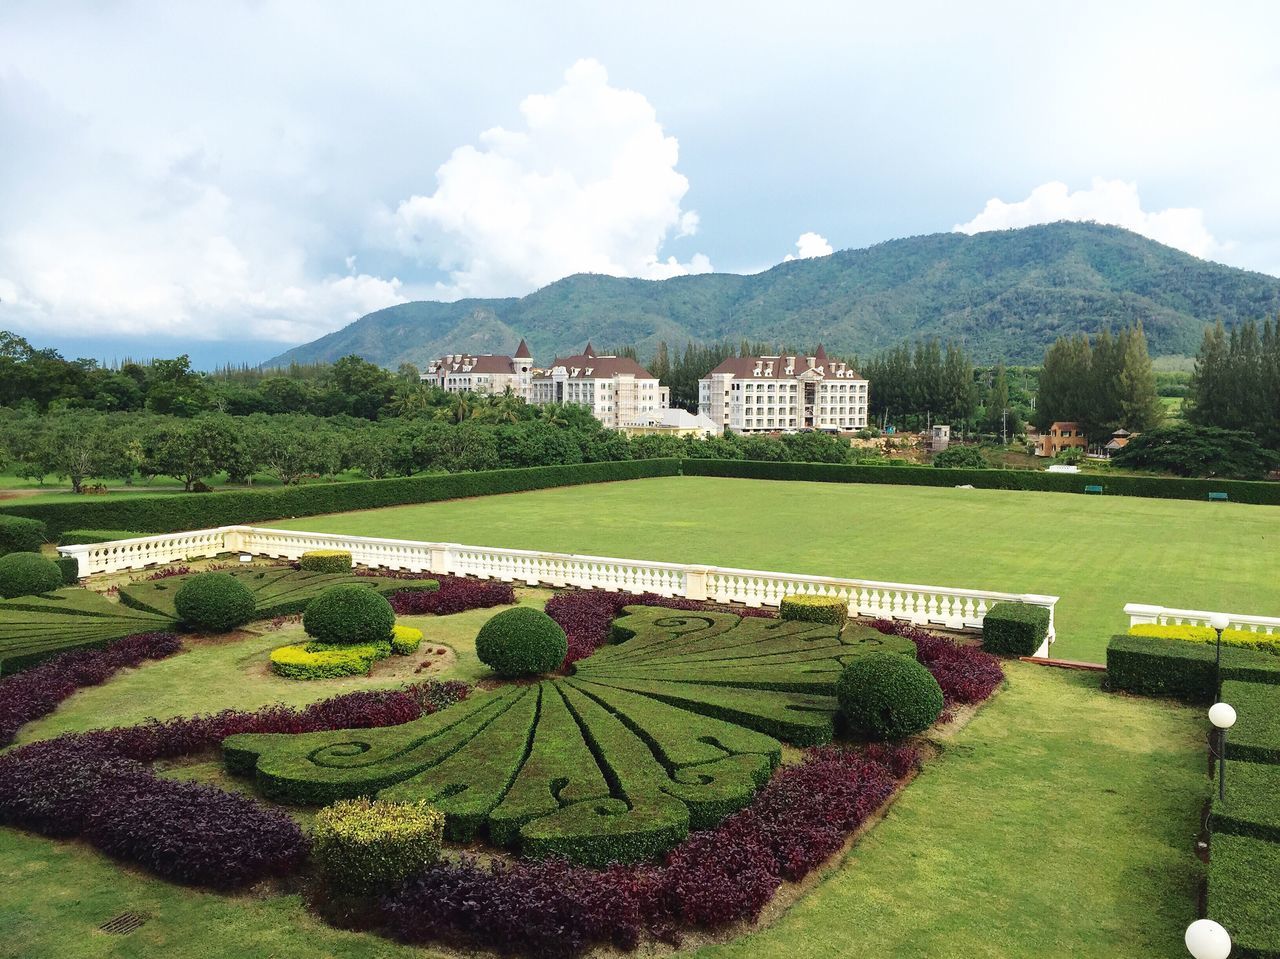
1106;634;1280;703
779;594;848;627
0;553;64;599
311;798;445;896
681;458;1280;505
1221;679;1280;765
1207;833;1280;958
0;516;47;555
0;459;682;536
981;602;1050;657
56;529;144;546
1210;760;1280;844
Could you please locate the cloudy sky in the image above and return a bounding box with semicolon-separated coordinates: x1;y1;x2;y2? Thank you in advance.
2;0;1278;366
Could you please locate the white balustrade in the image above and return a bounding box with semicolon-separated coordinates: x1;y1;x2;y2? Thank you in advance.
58;525;1059;652
1125;603;1279;635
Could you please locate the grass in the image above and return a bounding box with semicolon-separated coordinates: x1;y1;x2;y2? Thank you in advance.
0;657;1206;957
271;475;1280;663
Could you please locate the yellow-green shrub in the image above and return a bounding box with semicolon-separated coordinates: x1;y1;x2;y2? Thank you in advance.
299;550;353;573
269;640;391;679
311;798;444;895
779;593;848;627
1129;624;1280;656
391;624;423;655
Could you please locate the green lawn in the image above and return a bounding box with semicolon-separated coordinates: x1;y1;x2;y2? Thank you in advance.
271;475;1280;663
0;657;1205;958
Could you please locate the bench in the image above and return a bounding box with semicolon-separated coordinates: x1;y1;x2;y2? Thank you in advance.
1208;491;1229;502
1084;484;1104;495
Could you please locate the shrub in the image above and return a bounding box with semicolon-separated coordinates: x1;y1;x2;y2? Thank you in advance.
56;529;141;546
269;641;391;680
1206;833;1280;958
1210;759;1280;844
303;584;395;645
931;445;989;469
474;607;567;677
836;653;944;739
0;552;64;599
870;619;1005;708
779;593;848;627
312;798;444;895
982;602;1050;656
1106;634;1280;703
387;576;506;616
0;515;47;555
174;572;256;632
1221;679;1280;765
299;549;353;573
54;555;80;586
1129;623;1280;656
391;624;423;655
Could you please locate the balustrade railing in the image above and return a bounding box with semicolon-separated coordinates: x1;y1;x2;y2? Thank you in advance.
1125;603;1279;635
58;525;1059;654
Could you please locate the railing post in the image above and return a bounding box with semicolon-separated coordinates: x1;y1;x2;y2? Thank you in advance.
1124;603;1163;629
685;566;710;601
428;544;454;576
1021;593;1059;657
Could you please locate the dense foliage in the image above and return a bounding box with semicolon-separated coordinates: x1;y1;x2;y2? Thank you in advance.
778;593;848;626
0;515;46;555
312;798;445;896
931;444;990;469
1129;623;1280;656
0;631;181;746
269;640;392;680
0;552;63;598
1112;423;1279;479
1105;634;1280;703
385;575;510;616
475;607;569;676
299;549;353;573
836;653;944;739
981;602;1051;657
173;572;257;632
302;584;396;645
1207;833;1280;957
1033;323;1163;439
1186;318;1280;449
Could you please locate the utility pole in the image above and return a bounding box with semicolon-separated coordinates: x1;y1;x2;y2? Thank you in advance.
1001;407;1009;446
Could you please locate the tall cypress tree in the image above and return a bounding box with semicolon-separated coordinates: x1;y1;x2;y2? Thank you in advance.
1115;322;1163;433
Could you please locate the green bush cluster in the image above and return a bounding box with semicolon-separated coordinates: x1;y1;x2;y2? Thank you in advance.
1210;760;1280;844
54;555;80;586
982;602;1051;657
0;515;47;555
0;460;681;536
1207;833;1280;957
311;798;444;896
1105;635;1280;704
0;552;65;599
298;550;353;573
475;607;567;677
269;640;392;679
174;572;257;632
390;624;423;655
779;594;849;627
681;458;1280;505
1129;623;1280;656
836;653;944;740
1222;680;1280;765
56;529;143;546
303;584;395;645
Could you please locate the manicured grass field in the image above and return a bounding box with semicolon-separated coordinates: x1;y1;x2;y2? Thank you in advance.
272;475;1280;663
0;659;1204;958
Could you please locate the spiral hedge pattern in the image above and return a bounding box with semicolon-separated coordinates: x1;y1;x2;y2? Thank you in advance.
224;605;916;865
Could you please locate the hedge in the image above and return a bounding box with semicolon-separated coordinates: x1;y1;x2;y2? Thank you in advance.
475;607;568;677
0;515;47;554
0;459;682;536
0;552;64;599
174;572;257;632
57;529;143;546
1207;833;1280;958
54;555;80;586
269;640;392;679
1222;679;1280;765
779;594;848;627
1129;623;1280;656
982;602;1050;656
1105;634;1280;703
303;584;395;645
1210;760;1280;843
299;550;352;574
312;798;444;896
835;653;944;739
391;624;423;655
680;458;1280;505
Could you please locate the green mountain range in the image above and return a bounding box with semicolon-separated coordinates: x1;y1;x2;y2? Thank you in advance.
264;222;1280;368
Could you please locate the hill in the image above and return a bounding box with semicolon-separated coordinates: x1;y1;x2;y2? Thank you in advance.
263;222;1280;367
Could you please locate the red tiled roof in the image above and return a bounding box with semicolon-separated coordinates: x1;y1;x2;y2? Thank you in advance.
535;353;658;379
707;352;863;379
514;338;532;359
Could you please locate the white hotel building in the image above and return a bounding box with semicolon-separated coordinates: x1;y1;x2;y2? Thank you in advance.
530;343;670;430
698;346;869;434
422;339;535;399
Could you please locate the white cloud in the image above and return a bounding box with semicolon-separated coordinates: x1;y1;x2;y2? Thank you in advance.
783;231;834;261
953;178;1218;259
392;59;710;298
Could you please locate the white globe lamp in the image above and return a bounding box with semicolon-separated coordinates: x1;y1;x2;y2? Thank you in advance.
1185;918;1231;959
1208;613;1231;632
1209;702;1237;730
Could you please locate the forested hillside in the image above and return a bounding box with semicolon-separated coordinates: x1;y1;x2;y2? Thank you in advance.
265;222;1280;368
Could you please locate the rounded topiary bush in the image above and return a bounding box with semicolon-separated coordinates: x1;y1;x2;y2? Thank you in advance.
779;593;849;627
475;606;567;677
299;549;353;574
303;584;395;645
0;552;64;598
391;624;423;655
312;797;444;895
836;652;944;740
0;516;48;556
174;572;257;632
270;640;390;679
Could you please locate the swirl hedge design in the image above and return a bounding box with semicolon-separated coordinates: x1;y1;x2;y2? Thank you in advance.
223;605;916;865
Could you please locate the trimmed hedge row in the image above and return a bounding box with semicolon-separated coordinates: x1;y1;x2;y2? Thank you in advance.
779;593;848;626
299;550;353;574
681;457;1280;505
982;602;1050;656
1105;634;1280;703
312;798;444;896
1129;623;1280;656
1222;680;1280;765
1207;833;1280;959
1211;760;1280;844
57;529;143;546
0;515;47;554
0;459;682;536
269;640;392;679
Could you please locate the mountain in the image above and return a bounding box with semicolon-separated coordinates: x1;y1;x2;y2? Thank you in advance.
263;222;1280;368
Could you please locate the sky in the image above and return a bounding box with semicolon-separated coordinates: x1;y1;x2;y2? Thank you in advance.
2;0;1278;367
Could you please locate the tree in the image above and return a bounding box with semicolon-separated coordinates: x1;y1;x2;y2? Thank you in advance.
28;414;131;492
932;445;988;469
1111;423;1279;479
982;363;1021;440
1114;323;1163;434
145;416;237;490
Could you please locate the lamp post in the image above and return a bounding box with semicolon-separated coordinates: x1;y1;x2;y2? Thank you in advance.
1209;702;1237;804
1186;918;1232;958
1208;612;1231;701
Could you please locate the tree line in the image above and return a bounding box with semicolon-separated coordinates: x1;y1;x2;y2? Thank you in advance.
1184;318;1280;449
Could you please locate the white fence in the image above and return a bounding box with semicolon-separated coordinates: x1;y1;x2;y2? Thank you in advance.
1125;603;1279;635
60;526;1059;655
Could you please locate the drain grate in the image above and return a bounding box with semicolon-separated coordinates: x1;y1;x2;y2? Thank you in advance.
99;912;149;935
